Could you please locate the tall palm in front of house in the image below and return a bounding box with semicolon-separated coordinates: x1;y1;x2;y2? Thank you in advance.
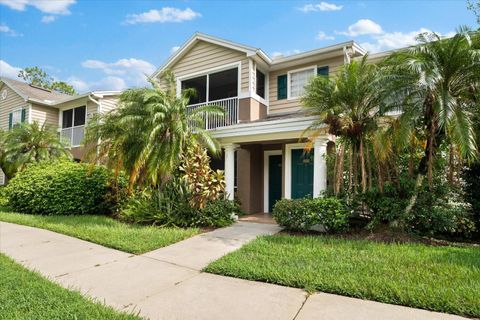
382;28;479;189
0;122;71;180
85;71;224;189
302;55;383;194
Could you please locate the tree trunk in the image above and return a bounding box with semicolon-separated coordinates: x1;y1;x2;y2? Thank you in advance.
366;142;372;191
377;160;384;193
348;145;353;193
334;144;345;195
448;142;454;185
353;143;358;194
360;139;367;193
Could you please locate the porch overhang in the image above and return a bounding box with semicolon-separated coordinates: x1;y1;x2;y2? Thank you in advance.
212;115;327;143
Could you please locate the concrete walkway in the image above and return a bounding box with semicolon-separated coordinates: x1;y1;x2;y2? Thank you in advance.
0;221;468;320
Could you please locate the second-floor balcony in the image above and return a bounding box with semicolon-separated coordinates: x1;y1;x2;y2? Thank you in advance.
182;66;239;130
187;96;238;130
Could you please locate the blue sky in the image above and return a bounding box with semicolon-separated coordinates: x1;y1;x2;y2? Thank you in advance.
0;0;476;93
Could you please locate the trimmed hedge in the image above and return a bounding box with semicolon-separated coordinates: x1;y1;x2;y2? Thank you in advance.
6;161;126;215
273;197;350;232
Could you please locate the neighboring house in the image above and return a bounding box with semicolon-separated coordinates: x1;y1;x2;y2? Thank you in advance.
0;77;120;185
154;33;367;214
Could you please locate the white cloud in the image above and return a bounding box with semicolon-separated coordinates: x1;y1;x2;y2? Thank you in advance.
0;60;22;79
298;2;343;12
41;15;56;23
80;58;156;90
124;7;201;25
0;23;22;36
337;19;383;36
67;76;127;92
170;46;180;54
316;31;334;40
271;49;302;59
0;0;75;14
360;28;455;53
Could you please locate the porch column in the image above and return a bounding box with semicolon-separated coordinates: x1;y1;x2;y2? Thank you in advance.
313;137;328;198
223;143;238;200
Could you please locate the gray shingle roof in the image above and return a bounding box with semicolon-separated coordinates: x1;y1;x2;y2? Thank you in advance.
0;77;73;104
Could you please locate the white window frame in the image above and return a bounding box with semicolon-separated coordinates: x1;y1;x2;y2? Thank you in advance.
254;65;269;106
11;108;23;127
287;65;317;100
176;62;241;103
61;105;87;148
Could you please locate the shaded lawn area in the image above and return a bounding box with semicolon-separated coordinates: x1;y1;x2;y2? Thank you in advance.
205;235;480;317
0;209;198;254
0;254;140;320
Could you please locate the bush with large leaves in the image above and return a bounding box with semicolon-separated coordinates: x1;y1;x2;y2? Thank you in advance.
6;161;127;215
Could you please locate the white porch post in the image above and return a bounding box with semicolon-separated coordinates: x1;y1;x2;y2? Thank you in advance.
313;137;329;198
223;143;238;200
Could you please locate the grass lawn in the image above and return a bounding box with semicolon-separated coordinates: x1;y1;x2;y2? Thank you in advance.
0;209;199;254
0;253;140;319
205;235;480;317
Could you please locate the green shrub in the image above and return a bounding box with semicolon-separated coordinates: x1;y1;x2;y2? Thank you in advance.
273;197;349;232
0;186;8;207
6;161;126;215
408;188;476;237
197;199;242;227
120;179;240;228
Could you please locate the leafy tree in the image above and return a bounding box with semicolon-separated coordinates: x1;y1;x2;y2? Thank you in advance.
467;0;480;25
383;28;479;187
84;72;223;190
302;55;383;194
18;66;77;95
0;122;72;180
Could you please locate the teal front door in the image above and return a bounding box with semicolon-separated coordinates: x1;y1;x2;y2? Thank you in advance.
291;149;314;199
268;155;282;212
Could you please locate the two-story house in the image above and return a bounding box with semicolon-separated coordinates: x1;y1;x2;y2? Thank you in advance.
154;33;366;214
0;77;120;185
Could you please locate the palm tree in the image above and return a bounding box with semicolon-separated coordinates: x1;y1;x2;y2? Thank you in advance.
84;73;223;189
0;122;71;180
302;55;383;194
382;28;480;188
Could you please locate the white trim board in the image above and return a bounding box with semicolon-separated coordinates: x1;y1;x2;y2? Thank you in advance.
263;150;282;213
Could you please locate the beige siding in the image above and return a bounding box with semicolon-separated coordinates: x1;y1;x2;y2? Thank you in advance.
30;103;59;127
100;96;119;114
268;56;344;115
241;58;250;93
0;84;29;130
163;41;250;94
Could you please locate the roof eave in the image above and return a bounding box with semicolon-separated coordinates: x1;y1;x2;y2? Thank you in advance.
151;32;260;79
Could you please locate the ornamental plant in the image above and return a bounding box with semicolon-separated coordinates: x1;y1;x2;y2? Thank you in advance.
179;144;226;209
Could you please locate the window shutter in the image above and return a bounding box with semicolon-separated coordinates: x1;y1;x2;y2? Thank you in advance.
8;113;12;129
277;74;287;100
317;66;329;76
21;108;26;123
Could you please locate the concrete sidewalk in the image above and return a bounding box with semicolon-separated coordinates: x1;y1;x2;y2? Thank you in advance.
0;221;468;320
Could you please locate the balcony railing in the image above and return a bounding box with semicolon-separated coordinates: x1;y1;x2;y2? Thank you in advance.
61;125;85;147
187;97;238;130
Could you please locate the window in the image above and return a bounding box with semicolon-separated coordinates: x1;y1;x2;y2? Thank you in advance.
288;67;315;99
8;108;25;129
182;75;207;105
61;106;86;147
256;69;266;99
181;67;238;105
209;68;238;101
